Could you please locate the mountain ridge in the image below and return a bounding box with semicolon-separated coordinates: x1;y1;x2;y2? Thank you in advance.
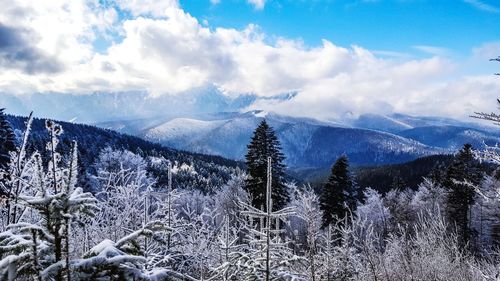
95;110;499;169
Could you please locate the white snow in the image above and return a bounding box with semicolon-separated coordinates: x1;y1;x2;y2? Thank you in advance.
145;118;226;141
253;110;269;118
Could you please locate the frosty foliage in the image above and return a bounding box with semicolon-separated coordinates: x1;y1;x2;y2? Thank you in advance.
0;116;498;280
411;178;447;217
470;175;500;253
0;119;100;280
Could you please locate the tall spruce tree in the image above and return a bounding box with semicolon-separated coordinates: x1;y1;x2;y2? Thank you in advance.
0;108;16;170
245;120;288;211
443;143;482;247
320;155;357;227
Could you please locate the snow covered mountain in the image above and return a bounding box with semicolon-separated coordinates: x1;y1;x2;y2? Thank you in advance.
347;113;500;149
349;113;497;134
96;111;500;168
3;89;497;168
92;112;428;167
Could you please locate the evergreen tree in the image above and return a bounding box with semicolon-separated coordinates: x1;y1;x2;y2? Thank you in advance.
0;108;16;170
245;120;288;211
391;175;407;190
443;143;483;247
320;155;357;228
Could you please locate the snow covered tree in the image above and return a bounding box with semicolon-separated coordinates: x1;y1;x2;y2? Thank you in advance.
381;214;473;281
357;188;390;237
214;173;249;225
1;112;33;229
474;144;500;204
410;177;447;217
383;189;415;231
91;148;155;243
240;157;301;280
245;120;289;211
73;221;170;280
443;143;483;247
290;185;323;281
0;120;98;281
317;218;361;281
470;175;500;252
0;108;16;172
320;155;357;228
177;206;220;280
469;142;500;281
472;99;500;125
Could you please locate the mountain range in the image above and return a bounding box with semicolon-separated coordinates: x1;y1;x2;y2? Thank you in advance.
97;110;500;168
2;90;498;169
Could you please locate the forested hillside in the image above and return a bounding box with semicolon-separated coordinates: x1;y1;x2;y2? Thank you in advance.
292;154;456;193
4;114;243;193
103;111;443;167
0;111;498;281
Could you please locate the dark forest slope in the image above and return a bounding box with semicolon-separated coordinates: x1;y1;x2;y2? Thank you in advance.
6;114;243;192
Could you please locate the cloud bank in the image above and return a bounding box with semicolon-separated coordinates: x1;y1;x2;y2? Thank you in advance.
0;0;499;121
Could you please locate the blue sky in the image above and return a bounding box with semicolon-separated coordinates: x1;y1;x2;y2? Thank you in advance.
181;0;500;59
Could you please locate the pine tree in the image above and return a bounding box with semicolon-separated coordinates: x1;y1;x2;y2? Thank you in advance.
245;120;288;211
443;143;483;247
0;108;16;171
391;175;407;190
320;156;357;228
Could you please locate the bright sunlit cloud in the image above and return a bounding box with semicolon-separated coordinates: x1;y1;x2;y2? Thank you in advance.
0;0;499;120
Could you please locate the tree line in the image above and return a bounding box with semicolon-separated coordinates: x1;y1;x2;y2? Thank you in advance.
0;108;498;280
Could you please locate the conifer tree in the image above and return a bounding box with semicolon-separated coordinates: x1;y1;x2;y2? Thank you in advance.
0;108;16;171
245;120;288;211
320;155;357;227
391;175;407;190
443;143;483;247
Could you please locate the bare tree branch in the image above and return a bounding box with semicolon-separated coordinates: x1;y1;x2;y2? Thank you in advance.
470;98;500;125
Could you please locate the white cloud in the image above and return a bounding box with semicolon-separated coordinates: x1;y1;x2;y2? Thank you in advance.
206;0;264;9
413;45;452;57
0;0;98;65
463;0;500;13
472;41;500;60
0;0;499;121
116;0;179;17
247;0;266;10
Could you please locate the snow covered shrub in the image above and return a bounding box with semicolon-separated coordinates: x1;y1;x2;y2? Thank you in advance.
0;120;98;281
470;175;500;252
381;214;472;281
90;148;155;243
289;185;323;281
357;188;390;237
73;221;169;280
410;178;447;218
